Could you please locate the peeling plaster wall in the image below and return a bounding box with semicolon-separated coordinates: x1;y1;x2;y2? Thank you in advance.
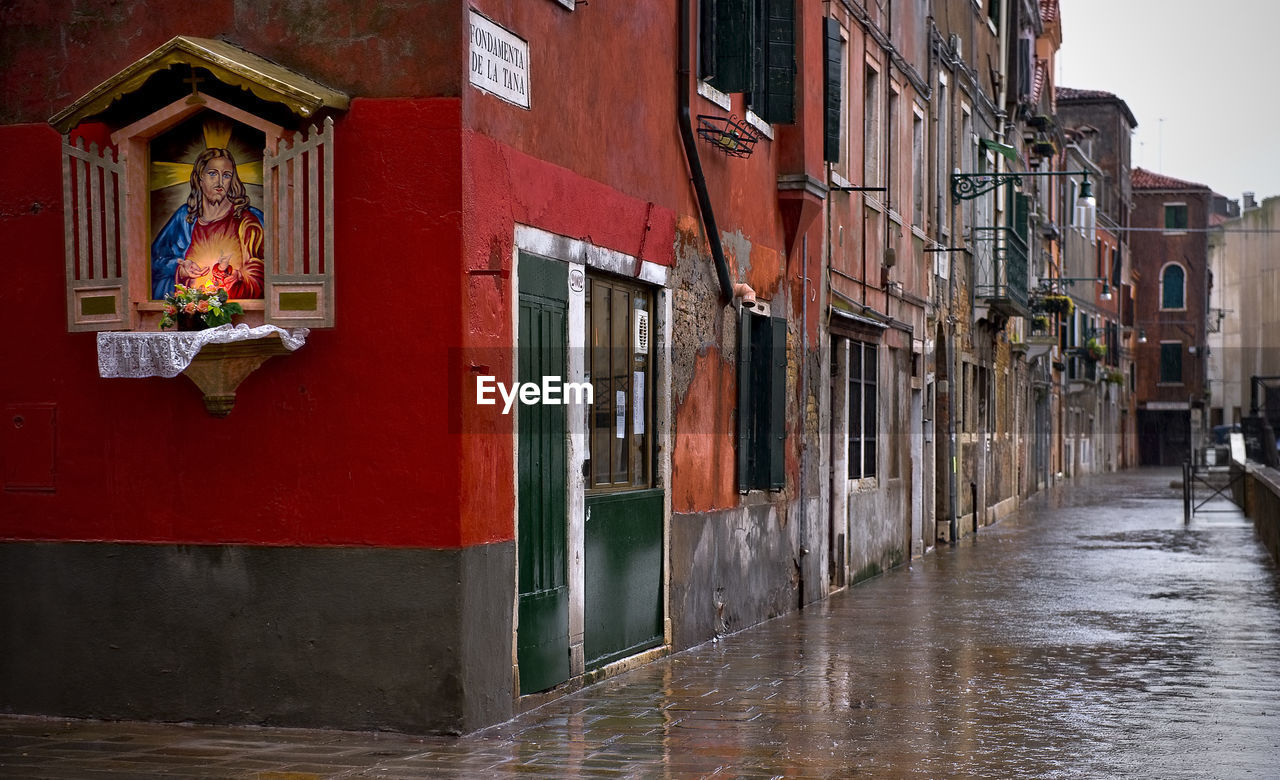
667;203;823;646
847;479;908;584
669;502;800;649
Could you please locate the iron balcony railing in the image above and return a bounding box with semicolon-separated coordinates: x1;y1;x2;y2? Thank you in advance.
971;224;1030;317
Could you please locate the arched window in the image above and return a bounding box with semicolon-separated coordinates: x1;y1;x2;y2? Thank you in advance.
1160;263;1185;310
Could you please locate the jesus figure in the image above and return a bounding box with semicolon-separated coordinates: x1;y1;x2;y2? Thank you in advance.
150;148;265;300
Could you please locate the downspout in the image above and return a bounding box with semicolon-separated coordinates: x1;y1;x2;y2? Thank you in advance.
799;232;809;608
678;0;737;304
946;32;960;545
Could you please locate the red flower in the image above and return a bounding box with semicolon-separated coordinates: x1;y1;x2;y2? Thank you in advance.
183;302;197;314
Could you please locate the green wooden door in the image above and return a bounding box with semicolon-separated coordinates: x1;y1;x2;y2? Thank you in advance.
517;252;570;695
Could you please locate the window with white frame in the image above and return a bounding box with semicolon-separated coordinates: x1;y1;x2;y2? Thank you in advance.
848;340;878;479
1160;263;1186;310
1164;202;1189;232
887;83;900;205
935;72;950;249
864;63;881;187
912;106;925;227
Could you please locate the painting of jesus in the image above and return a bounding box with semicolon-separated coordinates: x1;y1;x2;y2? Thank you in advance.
149;115;266;300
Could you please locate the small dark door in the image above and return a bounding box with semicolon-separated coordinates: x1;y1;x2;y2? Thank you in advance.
516;252;569;694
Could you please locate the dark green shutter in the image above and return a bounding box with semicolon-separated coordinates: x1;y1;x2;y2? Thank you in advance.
762;0;795;124
768;316;787;490
699;0;716;80
1013;193;1031;241
1161;342;1182;384
736;308;753;493
715;0;754;93
823;16;842;162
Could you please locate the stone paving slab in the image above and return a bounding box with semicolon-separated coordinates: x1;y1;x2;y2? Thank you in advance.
3;470;1280;778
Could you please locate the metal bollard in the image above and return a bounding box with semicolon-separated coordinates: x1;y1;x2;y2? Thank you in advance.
1183;459;1191;524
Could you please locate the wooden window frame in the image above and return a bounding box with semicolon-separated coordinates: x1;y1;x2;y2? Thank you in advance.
847;340;877;480
585;275;654;492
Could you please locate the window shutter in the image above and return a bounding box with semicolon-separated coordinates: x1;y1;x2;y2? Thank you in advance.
823;16;842;162
1011;192;1031;240
1017;36;1033;100
736;308;753;493
768;316;787;490
762;0;796;124
715;0;754;93
699;0;717;81
62;136;129;332
263;117;335;328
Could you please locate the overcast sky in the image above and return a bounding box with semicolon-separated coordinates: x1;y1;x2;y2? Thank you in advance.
1057;0;1280;203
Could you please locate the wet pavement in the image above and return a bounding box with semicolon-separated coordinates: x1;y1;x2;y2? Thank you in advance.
4;468;1280;778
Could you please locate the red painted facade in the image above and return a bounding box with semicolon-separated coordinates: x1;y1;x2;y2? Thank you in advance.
1;2;813;551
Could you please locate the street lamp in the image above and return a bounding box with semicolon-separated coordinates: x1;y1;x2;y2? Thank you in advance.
952;169;1097;243
1075;177;1096;244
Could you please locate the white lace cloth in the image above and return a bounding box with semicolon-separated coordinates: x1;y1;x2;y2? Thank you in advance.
97;324;310;379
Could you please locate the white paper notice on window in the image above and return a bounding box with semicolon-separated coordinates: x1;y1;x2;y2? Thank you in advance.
633;373;645;435
616;391;626;439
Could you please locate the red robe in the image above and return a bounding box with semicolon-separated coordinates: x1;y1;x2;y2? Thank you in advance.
179;208;265;299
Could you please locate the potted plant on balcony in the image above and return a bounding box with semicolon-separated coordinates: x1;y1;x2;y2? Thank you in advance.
1031;135;1057;157
1035;293;1074;318
1083;337;1106;362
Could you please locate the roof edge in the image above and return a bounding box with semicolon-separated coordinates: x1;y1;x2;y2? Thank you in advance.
50;36;350;134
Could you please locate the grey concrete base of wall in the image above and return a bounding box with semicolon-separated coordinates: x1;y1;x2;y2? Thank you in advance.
1240;465;1280;565
669;504;798;650
0;541;514;735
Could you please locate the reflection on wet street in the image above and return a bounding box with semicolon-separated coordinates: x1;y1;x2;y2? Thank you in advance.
4;469;1280;778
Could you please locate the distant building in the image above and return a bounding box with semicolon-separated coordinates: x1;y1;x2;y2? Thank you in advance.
1208;194;1280;430
1055;87;1139;472
1130;168;1215;465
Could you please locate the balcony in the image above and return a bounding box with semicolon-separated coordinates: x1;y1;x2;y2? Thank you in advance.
972;225;1031;319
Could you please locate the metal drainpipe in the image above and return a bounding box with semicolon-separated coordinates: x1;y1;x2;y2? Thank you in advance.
799;232;809;609
678;0;734;303
945;45;960;544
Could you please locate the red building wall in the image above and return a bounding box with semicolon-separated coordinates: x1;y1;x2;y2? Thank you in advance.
1;99;477;547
